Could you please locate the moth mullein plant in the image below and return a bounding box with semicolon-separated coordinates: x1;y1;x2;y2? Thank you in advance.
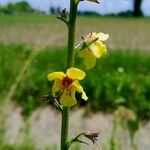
46;0;109;149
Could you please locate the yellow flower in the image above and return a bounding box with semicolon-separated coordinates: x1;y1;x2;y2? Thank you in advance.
47;68;88;107
78;32;109;69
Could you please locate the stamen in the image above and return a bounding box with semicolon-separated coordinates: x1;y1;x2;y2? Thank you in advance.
61;77;73;91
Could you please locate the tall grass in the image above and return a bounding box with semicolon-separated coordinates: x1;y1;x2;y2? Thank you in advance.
0;44;149;120
0;44;31;102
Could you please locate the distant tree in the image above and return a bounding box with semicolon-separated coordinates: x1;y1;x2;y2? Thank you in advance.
118;10;133;17
78;11;100;16
6;3;16;14
15;1;34;13
1;1;34;14
56;7;61;14
133;0;143;16
50;6;56;14
49;6;61;15
0;5;3;14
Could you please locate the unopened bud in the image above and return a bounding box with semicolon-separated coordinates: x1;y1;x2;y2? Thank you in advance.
83;132;99;144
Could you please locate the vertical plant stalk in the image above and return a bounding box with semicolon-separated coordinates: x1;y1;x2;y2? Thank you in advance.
61;0;78;150
67;0;78;68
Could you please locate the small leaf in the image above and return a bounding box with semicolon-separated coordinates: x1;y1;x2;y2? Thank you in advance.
86;0;100;4
83;132;99;143
69;131;99;148
39;95;63;111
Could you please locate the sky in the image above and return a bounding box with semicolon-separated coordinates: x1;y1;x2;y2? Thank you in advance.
0;0;150;16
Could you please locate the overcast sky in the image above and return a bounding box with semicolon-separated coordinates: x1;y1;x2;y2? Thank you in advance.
0;0;150;16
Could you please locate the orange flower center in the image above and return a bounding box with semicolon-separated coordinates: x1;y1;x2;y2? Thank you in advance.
61;77;73;90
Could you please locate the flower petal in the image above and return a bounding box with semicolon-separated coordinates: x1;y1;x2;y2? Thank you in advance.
90;41;107;58
47;72;65;81
66;68;85;80
72;81;88;101
83;50;96;69
52;80;61;97
60;89;77;107
78;48;87;57
96;32;109;41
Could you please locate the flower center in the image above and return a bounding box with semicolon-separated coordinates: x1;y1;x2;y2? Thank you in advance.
61;77;73;90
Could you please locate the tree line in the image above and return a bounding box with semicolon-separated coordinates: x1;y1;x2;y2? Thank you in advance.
0;0;144;17
0;1;34;14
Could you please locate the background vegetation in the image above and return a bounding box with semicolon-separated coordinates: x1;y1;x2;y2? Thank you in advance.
0;1;149;148
0;43;150;121
0;1;34;14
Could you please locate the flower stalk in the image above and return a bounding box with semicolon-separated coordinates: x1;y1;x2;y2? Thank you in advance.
67;0;78;68
61;0;79;150
47;0;107;149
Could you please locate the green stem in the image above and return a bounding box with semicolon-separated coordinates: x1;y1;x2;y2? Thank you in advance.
61;0;78;150
61;107;70;150
67;0;78;68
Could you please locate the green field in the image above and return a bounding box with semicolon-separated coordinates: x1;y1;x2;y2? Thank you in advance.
0;15;150;149
0;15;150;50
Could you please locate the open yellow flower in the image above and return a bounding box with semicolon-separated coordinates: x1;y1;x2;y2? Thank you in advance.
78;32;109;69
47;68;88;107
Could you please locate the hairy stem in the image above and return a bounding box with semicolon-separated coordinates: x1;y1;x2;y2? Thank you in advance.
67;0;78;68
61;0;78;150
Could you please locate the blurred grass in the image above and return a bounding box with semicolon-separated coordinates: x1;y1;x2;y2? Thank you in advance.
0;43;149;120
0;44;31;102
0;15;150;50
